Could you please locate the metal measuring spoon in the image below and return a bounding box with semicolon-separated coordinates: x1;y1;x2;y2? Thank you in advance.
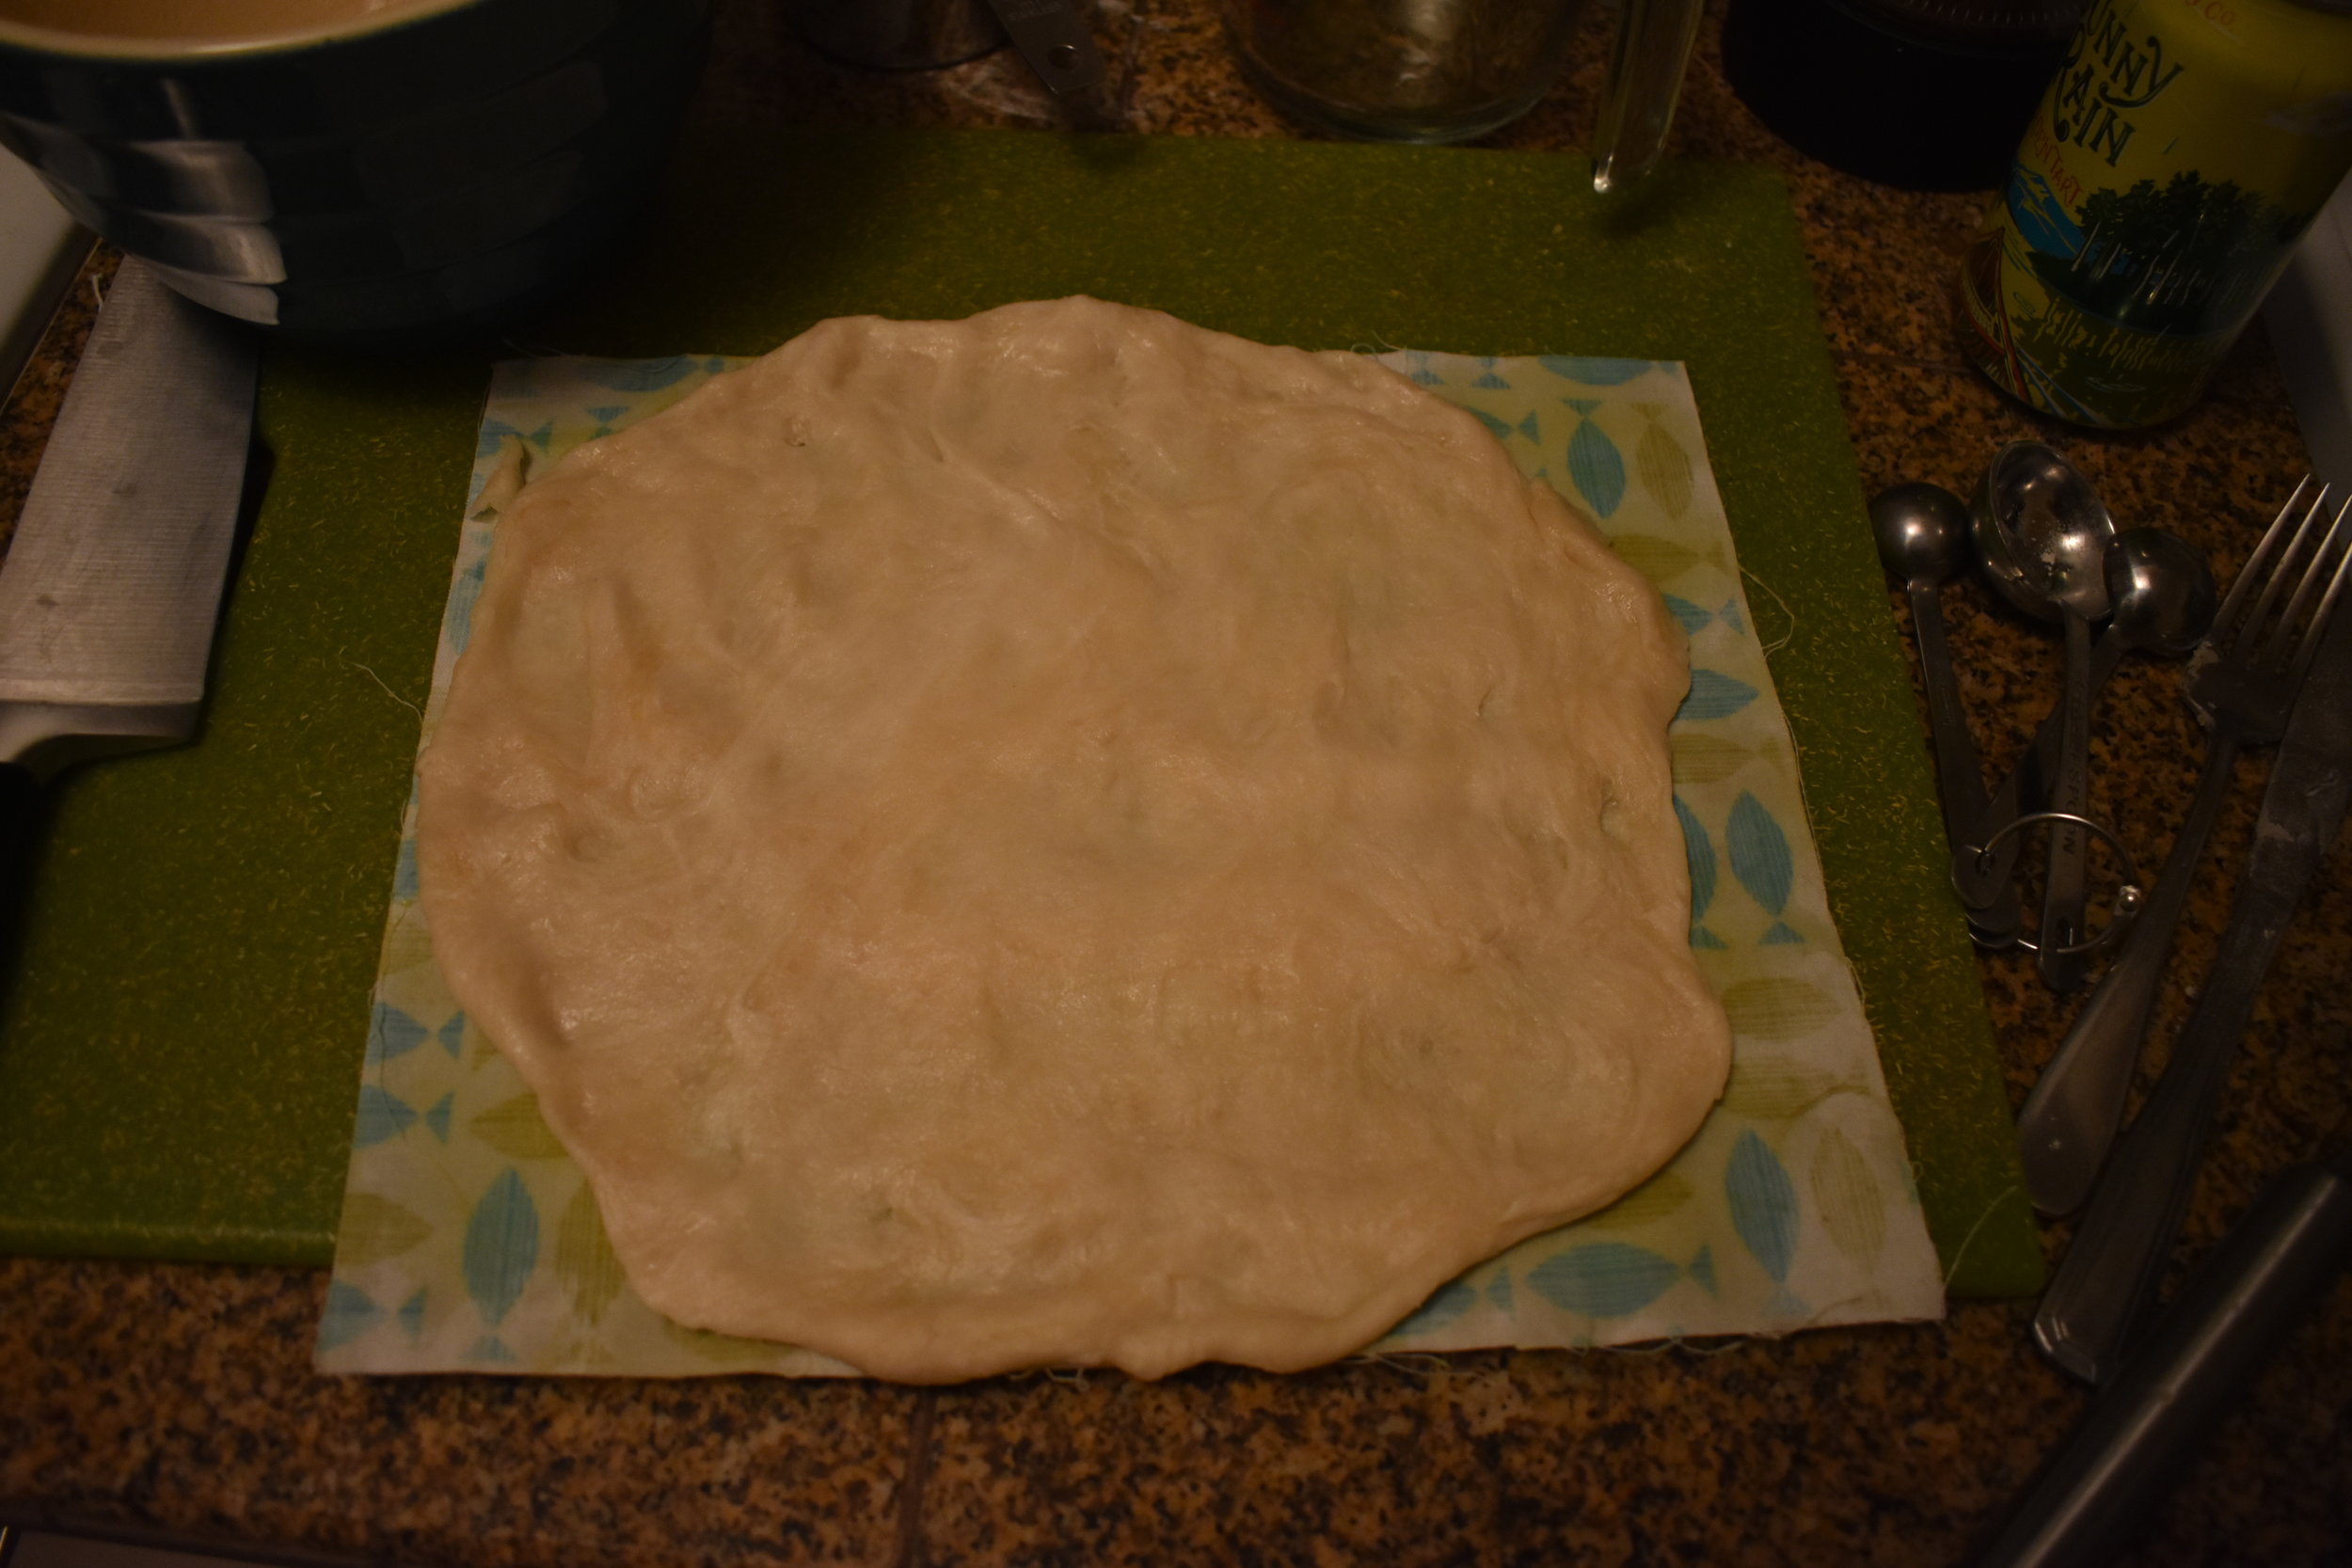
1973;443;2119;993
2107;528;2220;657
1871;482;2021;944
1955;530;2217;919
2014;530;2225;1215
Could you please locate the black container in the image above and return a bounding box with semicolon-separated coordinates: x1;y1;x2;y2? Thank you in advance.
0;0;709;341
1723;0;2072;192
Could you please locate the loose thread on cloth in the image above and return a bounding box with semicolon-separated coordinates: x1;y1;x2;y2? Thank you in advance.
1351;1351;1460;1377
342;650;422;721
1353;1336;1759;1380
993;1364;1098;1389
1597;1335;1756;1357
1741;566;1798;657
1941;1183;2025;1290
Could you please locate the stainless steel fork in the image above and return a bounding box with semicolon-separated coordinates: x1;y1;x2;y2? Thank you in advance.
2016;479;2352;1219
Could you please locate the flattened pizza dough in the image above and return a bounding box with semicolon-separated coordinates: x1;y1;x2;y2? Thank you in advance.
417;297;1732;1382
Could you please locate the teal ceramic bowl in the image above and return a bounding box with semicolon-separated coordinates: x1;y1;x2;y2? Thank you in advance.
0;0;708;339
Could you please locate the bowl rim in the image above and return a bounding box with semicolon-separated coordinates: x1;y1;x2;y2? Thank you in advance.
0;0;486;63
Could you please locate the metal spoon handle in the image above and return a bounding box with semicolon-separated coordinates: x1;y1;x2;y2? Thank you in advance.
2031;839;2302;1385
2038;611;2097;991
1910;582;2022;942
2016;724;2245;1215
1955;633;2127;911
1912;582;1989;836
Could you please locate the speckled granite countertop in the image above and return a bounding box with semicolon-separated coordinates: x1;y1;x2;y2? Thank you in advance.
4;2;2349;1563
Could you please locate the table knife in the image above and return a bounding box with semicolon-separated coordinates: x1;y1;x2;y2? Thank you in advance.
1974;1117;2352;1567
2032;599;2352;1385
0;260;258;922
981;0;1105;96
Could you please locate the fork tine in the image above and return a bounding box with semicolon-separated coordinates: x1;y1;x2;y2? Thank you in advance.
2259;488;2350;668
2245;481;2334;664
2285;494;2352;687
2216;476;2317;649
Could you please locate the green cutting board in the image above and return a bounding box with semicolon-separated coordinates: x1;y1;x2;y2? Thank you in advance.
0;126;2042;1295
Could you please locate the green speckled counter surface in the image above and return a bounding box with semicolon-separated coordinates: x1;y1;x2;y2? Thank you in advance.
4;1;2349;1563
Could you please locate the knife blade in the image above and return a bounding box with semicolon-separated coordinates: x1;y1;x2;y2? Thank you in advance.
0;259;257;915
981;0;1106;96
1975;1119;2352;1566
2032;596;2352;1385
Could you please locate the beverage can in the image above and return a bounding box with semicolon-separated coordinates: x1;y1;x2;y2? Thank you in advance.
1960;0;2352;428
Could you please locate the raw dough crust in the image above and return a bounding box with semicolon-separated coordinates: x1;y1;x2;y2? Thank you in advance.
417;297;1732;1382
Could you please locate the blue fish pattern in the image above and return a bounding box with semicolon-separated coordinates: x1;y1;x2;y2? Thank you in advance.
1566;419;1627;518
351;1085;417;1147
366;1005;427;1065
1676;795;1724;950
1728;790;1801;944
318;1282;384;1350
1527;1243;1682;1319
1677;670;1758;722
462;1168;540;1328
1725;1130;1801;1284
1537;356;1653;386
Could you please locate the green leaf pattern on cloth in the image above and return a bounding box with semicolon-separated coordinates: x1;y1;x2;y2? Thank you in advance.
1812;1126;1890;1266
313;350;1942;1376
554;1180;628;1328
335;1192;432;1268
1634;408;1694;519
1575;1168;1695;1231
469;1093;570;1161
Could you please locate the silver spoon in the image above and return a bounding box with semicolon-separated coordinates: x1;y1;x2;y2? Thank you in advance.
1955;530;2217;921
1973;443;2118;993
1871;482;2021;945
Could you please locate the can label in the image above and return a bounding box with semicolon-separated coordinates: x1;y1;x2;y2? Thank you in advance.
1962;0;2352;428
